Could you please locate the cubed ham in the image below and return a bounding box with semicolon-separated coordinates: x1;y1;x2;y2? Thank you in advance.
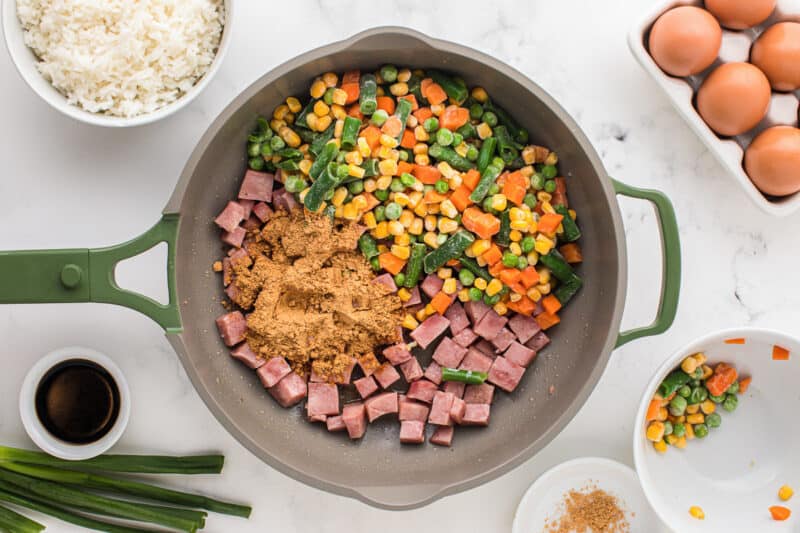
410;314;451;349
230;343;264;369
464;300;491;325
372;273;398;293
383;343;412;365
399;421;426;444
256;357;291;388
444;302;470;335
224;283;240;304
373;363;401;389
432;337;468;368
342;402;367;439
221;226;246;248
238;169;274;202
491;327;516;352
399;357;424;382
308;413;327;423
307;383;340;417
525;331;551;352
473;310;509;341
215;311;247;346
364;392;399;422
430;426;454;446
462;404;491;426
357;352;381;376
407;379;438;403
423;361;443;385
335;356;357;385
326;415;346;432
268;372;307;407
273;189;298;212
452;327;478;348
237;199;255;219
428;391;455;426
242;215;262;231
488;356;526;392
309;367;326;383
403;285;422;307
464;383;495;404
398;400;430;421
354;376;379;399
474;339;496;357
459;348;494;373
504;341;537;367
450;397;467;424
420;274;444;299
508;313;542;344
222;257;233;286
252;201;273;223
214;201;245;232
228;247;249;265
442;381;465;398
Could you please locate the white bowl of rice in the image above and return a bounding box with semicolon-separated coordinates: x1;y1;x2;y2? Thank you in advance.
2;0;230;127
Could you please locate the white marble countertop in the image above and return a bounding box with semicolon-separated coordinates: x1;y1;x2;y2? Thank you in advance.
2;1;799;531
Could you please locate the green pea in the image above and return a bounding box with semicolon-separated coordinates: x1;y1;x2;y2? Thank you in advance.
678;385;692;398
523;193;537;209
270;136;285;151
370;256;381;271
483;292;500;306
380;65;398;83
709;393;726;403
689;387;707;404
482;197;497;214
423;117;439;133
672;423;686;438
516;256;528;269
491;156;505;168
393;273;406;287
668;395;687;416
374;205;386;222
544;179;557;193
371;109;389;126
488;184;500;196
284;175;307;193
663;420;673;436
323;87;335;106
256;117;270;134
521;236;536;254
458;268;475;287
248;133;265;144
541;164;558;179
348;180;364;195
374;189;389;202
694;423;709;438
530;173;545;191
722;394;738;412
469;103;483;120
390;178;405;192
453;133;464;147
466;145;479;161
502;251;519;268
706;412;721;428
249;157;265;170
482;111;498;127
247;142;262;157
436;128;454;146
434;180;450;194
399;150;410;161
726;381;739;395
385;202;402;220
400;172;416;188
260;143;273;158
469;287;483;301
692;368;704;380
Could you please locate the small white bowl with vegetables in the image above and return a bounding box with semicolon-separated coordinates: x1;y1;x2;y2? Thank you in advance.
634;328;800;531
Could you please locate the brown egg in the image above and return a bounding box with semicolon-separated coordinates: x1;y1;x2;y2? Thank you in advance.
649;6;722;76
751;22;800;91
705;0;776;30
745;126;800;196
697;62;771;136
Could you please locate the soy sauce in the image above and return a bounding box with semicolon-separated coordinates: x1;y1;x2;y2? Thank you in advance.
35;359;120;444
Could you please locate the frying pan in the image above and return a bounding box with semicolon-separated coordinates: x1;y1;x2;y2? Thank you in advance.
0;28;681;510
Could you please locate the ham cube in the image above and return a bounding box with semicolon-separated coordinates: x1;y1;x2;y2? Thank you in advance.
442;381;465;398
407;380;438;403
462;404;491;426
342;402;367;439
432;337;468;368
364;392;399;422
423;361;443;385
430;426;454;446
252;201;273;223
450;397;467;424
399;357;424;382
452;327;478;348
491;327;516;352
464;300;490;325
242;215;262;231
354;376;379;399
357;352;381;377
383;344;413;365
308;413;327;423
372;273;398;293
410;314;451;349
335;356;357;385
474;339;496;357
307;383;340;417
474;310;509;341
445;302;470;335
400;421;426;444
373;363;401;389
464;383;495;404
420;274;444;298
229;247;250;266
508;313;541;344
428;391;455;426
238;199;255;219
224;283;240;304
268;372;307;407
256;357;291;388
273;189;298;212
525;331;551;352
309;367;326;383
403;285;422;307
214;201;245;232
459;348;494;373
216;311;247;346
230;343;264;369
398;400;430;421
222;226;246;248
488;356;526;392
505;341;537;367
238;169;274;202
326;415;346;432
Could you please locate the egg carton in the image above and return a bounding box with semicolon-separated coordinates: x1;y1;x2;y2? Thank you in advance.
629;0;800;217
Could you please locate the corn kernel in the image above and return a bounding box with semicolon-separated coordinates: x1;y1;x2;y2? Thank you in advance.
387;220;404;236
689;506;705;520
395;233;411;247
681;356;698;374
399;209;414;228
665;434;678;445
686;403;700;415
408;191;423;208
363;211;377;229
474;278;488;291
437;268;452;280
398;288;412;302
285;112;295;124
653;440;668;453
331;88;348;106
310;79;326;99
424;304;435;317
391;245;410;260
528;219;539;233
389;82;409;96
674;436;687;449
455;142;468;158
430;103;444;116
409;217;424;236
520;165;534;178
413;143;429;155
545;152;559;166
347;164;366;179
270;119;286;133
494;302;508;316
344;150;362;166
423;232;439;249
372;221;389;239
685;423;695;439
476;256;487;267
779;485;794;501
509;230;523;242
378;159;398;176
534;234;555;255
297;159;312;176
334;206;343;218
486;278;503;297
527;287;542;302
537;282;551;295
299;144;310;155
331;104;347;121
471;87;488;103
509;242;522;256
448;174;463;190
489;194;507;212
443;278;458;295
273;104;290;121
458;288;470;302
316;115;333;133
700;400;716;415
646;421;665;442
313;100;330;117
415;308;427;322
413;202;428;217
509;207;526;221
477;122;493;139
352;194;368;211
341;202;360;220
363;178;377;193
686;413;705;424
305;113;319;131
701;364;713;379
394;192;410;207
438;217;459;233
320;71;338;88
299;188;310;203
415;154;430;166
537;192;552;203
414;125;430;142
507;292;522;303
471;239;491;256
521;146;536;165
422;215;436;232
333;119;345;139
397;69;412;83
380;134;400;148
510;220;529;231
527;251;539;266
440;199;458;219
437;161;456;178
402;314;419;330
285;97;302;114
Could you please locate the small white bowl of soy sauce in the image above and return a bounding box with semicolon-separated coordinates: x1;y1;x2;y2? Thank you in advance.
19;347;130;460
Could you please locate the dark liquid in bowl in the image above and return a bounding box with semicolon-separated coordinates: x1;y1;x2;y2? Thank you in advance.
35;359;120;444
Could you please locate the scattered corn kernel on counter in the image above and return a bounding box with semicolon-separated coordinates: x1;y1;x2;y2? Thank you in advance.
213;65;584;446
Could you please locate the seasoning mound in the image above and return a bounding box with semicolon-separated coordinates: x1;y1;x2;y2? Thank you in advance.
226;209;402;381
544;485;630;533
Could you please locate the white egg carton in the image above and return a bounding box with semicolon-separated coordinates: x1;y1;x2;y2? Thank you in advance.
628;0;800;217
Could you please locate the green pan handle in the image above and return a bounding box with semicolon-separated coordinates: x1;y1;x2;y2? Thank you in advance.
0;215;182;333
613;179;681;348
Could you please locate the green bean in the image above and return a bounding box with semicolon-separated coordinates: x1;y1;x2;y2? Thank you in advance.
428;70;468;103
404;243;427;288
494;125;519;164
458;123;477;140
358;234;380;260
304;163;339;212
276;159;300;171
361;158;379;177
658;370;692;398
539;250;575;283
323;87;335;106
341;116;361;151
458;256;491;281
554;274;583;305
407;74;424;103
469;103;483;120
555;204;581;242
484;100;529;143
294;99;317;129
423;230;475;274
469;163;502;203
394;98;413;139
495;210;511;247
380;65;398;83
359;73;378;115
476;137;498;174
277;148;302;160
441;368;488;385
428;144;474;171
308;142;338;181
309;123;335;156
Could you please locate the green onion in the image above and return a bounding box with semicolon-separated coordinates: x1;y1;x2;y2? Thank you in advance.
441;368;488;385
0;502;44;533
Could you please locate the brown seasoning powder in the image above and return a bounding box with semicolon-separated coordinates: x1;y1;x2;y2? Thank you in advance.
543;486;630;533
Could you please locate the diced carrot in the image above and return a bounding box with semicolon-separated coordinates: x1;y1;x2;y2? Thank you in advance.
646;398;662;421
507;295;535;316
342;83;360;105
462;169;480;190
421;78;448;105
397;161;415;176
361;125;382;152
449;185;474;212
770;506;791;521
520;266;540;288
398;94;419;111
489;261;506;278
538;213;564;234
361;192;380;211
481;243;503;266
462;207;483;229
401;129;416;149
473;213;500;240
509;281;528;296
423;189;448;204
738;376;752;393
773;345;790;360
536;312;560;331
430;291;452;315
552;177;569;207
559;243;583;264
502;171;528;205
542;295;562;315
724;337;746;344
705;363;738;396
381;116;403;137
499;269;521;285
440;105;470;131
376;96;395;114
378;252;406;275
413;165;442;185
496;171;509;188
342;70;360;85
413;107;433;122
347;104;364;120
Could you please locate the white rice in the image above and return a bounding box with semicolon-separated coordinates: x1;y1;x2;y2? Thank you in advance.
17;0;224;117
